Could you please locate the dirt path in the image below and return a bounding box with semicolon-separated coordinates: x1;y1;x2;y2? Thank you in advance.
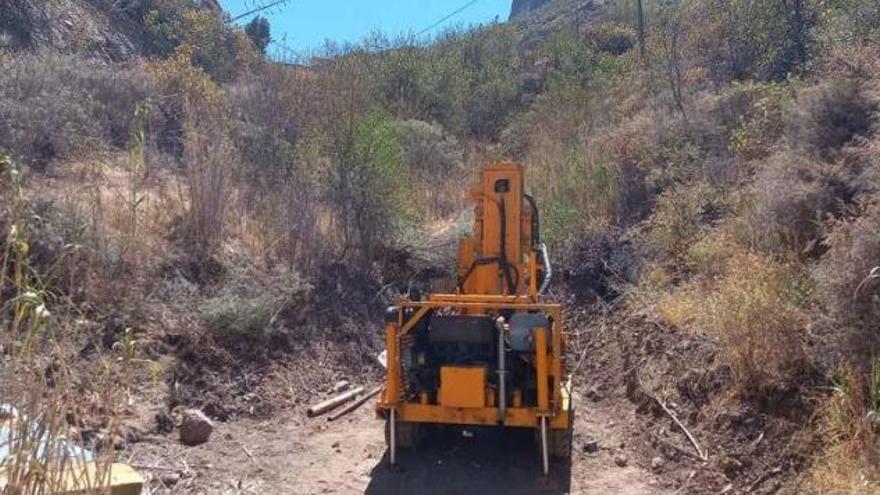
130;391;668;494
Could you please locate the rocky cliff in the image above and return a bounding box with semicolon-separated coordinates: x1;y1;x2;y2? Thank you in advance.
0;0;221;62
510;0;554;19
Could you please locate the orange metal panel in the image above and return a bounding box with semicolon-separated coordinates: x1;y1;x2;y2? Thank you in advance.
396;403;571;430
439;366;486;408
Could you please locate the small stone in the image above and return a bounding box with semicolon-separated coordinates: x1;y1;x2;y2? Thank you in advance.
614;454;628;467
331;441;340;449
582;440;599;453
161;472;181;486
332;381;350;394
585;386;602;402
179;409;214;446
651;456;665;471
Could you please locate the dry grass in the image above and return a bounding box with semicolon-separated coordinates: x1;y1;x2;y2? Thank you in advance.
656;245;807;396
1;173;123;494
803;361;880;494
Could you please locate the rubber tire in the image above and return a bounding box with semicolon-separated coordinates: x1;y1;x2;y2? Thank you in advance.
384;417;422;449
550;407;575;460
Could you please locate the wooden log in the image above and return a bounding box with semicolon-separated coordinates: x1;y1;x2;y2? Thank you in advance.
328;387;382;422
306;386;365;418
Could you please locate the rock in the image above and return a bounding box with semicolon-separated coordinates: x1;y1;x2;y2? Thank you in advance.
331;441;340;449
582;439;599;453
154;411;174;434
332;380;350;394
585;386;602;402
651;456;665;471
179;409;214;446
161;472;181;486
614;454;628;467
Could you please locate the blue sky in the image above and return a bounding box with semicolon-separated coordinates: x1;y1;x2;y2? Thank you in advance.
219;0;511;56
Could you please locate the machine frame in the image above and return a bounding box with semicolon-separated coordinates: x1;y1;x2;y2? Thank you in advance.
376;163;573;476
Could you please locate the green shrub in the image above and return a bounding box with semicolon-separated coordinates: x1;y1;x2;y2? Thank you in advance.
648;182;717;259
333;113;409;260
245;16;271;55
199;294;276;342
682;0;820;82
143;0;247;82
588;23;637;55
725;81;794;161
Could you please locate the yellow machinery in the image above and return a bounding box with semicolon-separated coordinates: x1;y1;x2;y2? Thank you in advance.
377;162;572;475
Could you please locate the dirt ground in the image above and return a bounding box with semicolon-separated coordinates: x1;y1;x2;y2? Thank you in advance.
125;390;669;494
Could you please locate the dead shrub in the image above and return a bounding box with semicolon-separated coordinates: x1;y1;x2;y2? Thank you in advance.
813;203;880;367
182;106;235;256
0;52;152;166
397;119;464;217
788;78;876;160
737;151;843;256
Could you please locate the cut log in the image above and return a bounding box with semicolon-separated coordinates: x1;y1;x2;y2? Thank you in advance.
306;386;365;418
328;387;382;422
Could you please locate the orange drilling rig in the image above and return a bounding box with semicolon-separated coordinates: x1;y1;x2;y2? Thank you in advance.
377;162;572;475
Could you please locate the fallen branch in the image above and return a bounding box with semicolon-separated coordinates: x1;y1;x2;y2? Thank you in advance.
130;464;183;473
240;442;261;468
660;439;710;464
328;387;382;422
307;386;365;418
656;399;707;461
634;371;708;461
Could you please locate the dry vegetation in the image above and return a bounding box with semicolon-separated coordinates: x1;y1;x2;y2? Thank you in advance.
2;0;880;492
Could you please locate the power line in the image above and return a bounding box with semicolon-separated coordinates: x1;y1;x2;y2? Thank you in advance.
417;0;481;36
228;0;290;23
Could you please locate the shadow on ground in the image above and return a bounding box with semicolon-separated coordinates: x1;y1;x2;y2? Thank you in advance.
366;426;571;495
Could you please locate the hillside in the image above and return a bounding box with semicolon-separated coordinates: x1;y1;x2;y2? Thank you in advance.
0;0;222;61
2;1;880;494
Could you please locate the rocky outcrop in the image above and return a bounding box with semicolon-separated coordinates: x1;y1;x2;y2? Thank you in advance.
0;0;139;61
0;0;220;62
510;0;554;19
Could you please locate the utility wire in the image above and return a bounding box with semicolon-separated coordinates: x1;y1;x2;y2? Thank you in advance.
228;0;290;23
417;0;481;36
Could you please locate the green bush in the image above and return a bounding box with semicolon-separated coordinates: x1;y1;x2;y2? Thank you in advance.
199;294;276;343
648;182;717;259
682;0;820;82
333;113;409;260
143;0;246;82
588;23;637;55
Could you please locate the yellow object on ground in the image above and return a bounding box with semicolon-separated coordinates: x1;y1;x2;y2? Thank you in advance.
0;462;144;495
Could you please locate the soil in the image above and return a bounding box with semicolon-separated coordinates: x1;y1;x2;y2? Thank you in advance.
114;284;819;494
124;389;667;495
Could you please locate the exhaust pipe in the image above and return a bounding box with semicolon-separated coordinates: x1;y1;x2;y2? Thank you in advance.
495;316;507;424
538;242;553;297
